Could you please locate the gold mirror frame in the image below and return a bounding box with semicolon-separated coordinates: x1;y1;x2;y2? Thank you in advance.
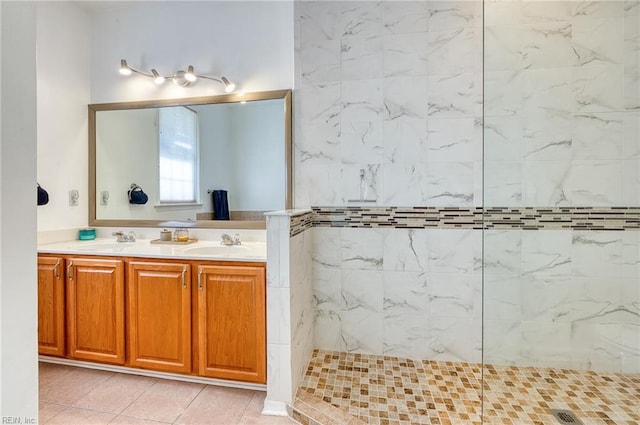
88;89;292;229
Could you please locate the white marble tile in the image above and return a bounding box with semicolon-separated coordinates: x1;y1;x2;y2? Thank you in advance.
484;70;523;116
267;343;293;403
314;308;345;352
572;1;625;20
425;317;477;362
296;122;341;165
428;1;477;31
573;112;623;160
426;229;481;274
571;231;624;278
383;117;428;164
521;21;574;69
522;68;573;116
484;24;523;72
483;320;523;365
341;307;384;354
621;233;640;279
383;270;428;314
484;275;522;321
341;79;384;122
573;63;624;113
427;117;475;162
484;0;523;27
341;164;382;204
623;112;640;159
383;1;429;35
623;159;640;205
342;269;383;313
484;162;523;206
382;229;428;272
340;1;383;40
383;313;427;359
521;230;572;278
428;72;474;118
618;323;639;374
266;216;282;288
299;1;346;43
484;230;523;277
571;277;622;323
295;164;342;206
300;39;341;84
340;227;384;271
521;321;572;368
427;28;475;75
483;116;523;162
522;112;572;160
382;163;427;205
382;77;429;120
570;322;625;372
313;267;343;310
522;160;571;206
427;273;477;320
340;120;383;165
620;278;640;322
311;227;342;269
566;160;623;206
521;275;572;323
623;69;640;110
341;36;383;81
267;287;291;345
424;161;475;206
298;82;341;127
521;1;571;23
383;32;429;77
572;17;624;66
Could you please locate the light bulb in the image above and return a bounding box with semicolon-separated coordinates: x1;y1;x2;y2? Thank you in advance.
151;69;165;85
221;77;235;93
119;59;132;76
185;65;197;82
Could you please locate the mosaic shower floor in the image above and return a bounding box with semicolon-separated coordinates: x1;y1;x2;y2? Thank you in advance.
296;350;640;425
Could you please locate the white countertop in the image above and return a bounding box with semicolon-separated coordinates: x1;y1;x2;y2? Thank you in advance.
38;238;266;262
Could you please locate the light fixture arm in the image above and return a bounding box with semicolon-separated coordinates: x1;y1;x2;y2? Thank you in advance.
119;59;235;92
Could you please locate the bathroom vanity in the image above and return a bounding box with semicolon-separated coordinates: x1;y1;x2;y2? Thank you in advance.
37;239;266;384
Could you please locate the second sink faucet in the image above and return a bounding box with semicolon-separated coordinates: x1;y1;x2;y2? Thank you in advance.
112;231;136;242
221;233;241;246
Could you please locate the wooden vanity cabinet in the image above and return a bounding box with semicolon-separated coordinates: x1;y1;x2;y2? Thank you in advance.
127;261;192;373
66;257;125;365
196;264;266;384
37;256;66;357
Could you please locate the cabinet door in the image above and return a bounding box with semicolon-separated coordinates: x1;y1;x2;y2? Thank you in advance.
66;257;125;365
128;261;191;373
38;256;65;356
197;265;266;383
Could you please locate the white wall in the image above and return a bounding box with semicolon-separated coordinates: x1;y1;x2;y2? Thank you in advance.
36;2;91;231
90;1;294;103
0;1;39;418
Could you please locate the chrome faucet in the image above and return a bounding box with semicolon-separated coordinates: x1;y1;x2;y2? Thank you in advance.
112;231;136;242
220;233;241;246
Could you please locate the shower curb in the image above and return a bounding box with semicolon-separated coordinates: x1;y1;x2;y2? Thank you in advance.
290;388;367;425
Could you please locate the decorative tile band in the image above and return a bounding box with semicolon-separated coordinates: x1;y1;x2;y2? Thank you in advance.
308;206;640;231
290;211;314;237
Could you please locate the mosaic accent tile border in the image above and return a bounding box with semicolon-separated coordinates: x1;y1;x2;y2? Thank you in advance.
290;211;314;237
308;207;640;231
299;349;640;425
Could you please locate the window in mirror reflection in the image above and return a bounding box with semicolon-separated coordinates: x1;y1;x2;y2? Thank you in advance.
158;106;199;204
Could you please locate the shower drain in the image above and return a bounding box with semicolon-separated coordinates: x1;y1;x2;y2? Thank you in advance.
550;409;584;424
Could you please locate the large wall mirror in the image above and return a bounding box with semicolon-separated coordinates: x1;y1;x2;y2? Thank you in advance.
89;89;292;229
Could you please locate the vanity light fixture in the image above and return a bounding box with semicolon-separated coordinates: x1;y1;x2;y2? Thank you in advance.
119;59;236;92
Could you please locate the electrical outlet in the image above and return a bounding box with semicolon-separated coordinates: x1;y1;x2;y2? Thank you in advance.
69;189;79;206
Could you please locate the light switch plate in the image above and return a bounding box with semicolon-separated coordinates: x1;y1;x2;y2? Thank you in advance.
69;189;79;206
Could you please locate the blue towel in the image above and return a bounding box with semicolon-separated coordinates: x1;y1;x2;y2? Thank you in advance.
213;190;229;220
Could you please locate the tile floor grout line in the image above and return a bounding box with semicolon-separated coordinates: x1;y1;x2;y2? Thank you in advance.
170;383;207;425
113;375;160;416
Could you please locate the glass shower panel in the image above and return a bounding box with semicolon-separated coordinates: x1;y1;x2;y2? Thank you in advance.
483;0;640;423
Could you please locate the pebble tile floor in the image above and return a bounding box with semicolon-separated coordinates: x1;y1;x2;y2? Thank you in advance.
39;362;296;425
299;350;640;425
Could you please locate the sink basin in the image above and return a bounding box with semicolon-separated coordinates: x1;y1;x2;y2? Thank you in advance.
73;242;134;251
182;245;249;256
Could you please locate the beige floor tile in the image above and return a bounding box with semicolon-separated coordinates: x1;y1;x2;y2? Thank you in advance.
39;366;115;405
239;393;297;425
120;378;204;423
109;415;172;424
73;373;158;414
174;385;255;425
46;407;115;425
39;362;73;386
39;402;67;424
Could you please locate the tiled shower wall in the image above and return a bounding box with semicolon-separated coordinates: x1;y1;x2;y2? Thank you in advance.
294;1;640;373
